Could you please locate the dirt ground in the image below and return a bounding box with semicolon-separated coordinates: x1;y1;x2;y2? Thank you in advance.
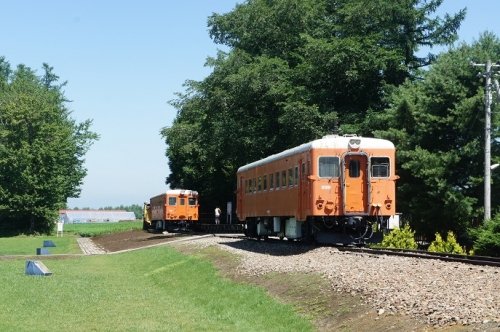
92;230;495;332
91;229;186;252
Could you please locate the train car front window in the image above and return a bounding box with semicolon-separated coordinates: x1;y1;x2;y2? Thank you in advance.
349;160;360;178
371;157;390;177
319;157;340;178
188;198;197;206
168;197;177;206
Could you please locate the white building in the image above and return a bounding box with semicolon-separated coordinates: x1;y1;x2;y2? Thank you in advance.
59;210;136;223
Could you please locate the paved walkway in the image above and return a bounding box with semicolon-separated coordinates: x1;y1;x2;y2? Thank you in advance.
77;237;107;255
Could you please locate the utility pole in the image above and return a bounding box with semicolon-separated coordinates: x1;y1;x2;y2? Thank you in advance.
471;59;500;221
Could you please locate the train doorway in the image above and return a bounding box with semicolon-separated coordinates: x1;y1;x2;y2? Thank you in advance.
343;154;368;214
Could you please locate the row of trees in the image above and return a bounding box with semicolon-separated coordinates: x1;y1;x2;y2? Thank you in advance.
0;58;98;234
163;0;499;241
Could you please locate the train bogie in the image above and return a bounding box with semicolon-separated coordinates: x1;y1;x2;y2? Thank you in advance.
237;135;399;243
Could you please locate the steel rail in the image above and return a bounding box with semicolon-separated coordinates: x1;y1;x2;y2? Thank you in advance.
334;246;500;268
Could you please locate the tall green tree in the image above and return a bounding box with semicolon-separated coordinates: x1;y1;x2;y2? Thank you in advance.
163;0;465;212
372;33;500;237
0;59;98;234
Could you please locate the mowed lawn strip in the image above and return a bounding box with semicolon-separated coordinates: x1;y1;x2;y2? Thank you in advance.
0;246;313;331
0;235;81;255
63;220;143;237
0;221;142;255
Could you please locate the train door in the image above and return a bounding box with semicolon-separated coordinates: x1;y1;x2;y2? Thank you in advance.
187;194;198;221
237;176;243;221
343;154;368;214
178;195;187;219
299;158;310;221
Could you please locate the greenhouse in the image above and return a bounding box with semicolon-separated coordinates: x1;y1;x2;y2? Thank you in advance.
59;210;136;223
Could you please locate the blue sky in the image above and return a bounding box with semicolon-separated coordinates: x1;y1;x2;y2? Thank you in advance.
0;1;498;208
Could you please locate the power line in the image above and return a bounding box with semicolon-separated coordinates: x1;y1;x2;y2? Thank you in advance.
471;60;500;222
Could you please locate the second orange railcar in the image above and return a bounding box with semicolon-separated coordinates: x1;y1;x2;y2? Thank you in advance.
143;189;199;231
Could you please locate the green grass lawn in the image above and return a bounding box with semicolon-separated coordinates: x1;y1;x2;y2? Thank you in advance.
0;221;142;255
63;220;143;237
0;235;81;255
0;246;313;331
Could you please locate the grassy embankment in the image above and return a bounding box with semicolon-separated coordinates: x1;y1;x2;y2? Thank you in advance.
0;223;314;331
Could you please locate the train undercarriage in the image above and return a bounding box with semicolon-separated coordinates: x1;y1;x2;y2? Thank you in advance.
244;215;400;245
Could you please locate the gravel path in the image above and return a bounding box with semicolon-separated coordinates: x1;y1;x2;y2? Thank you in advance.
184;236;500;328
77;237;107;255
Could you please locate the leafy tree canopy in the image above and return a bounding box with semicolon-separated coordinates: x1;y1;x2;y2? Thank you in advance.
0;58;98;234
372;33;500;237
163;0;465;212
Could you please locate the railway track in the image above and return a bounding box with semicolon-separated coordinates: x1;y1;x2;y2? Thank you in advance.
332;246;500;268
152;225;500;268
211;232;500;268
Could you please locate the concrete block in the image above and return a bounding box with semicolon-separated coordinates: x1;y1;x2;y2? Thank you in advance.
25;260;52;276
43;240;56;247
36;248;50;255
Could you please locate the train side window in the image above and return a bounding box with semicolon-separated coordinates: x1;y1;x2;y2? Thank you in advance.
168;197;177;206
180;198;185;206
281;170;287;187
258;176;262;191
301;163;306;179
288;168;293;186
269;173;274;190
319;157;340;178
253;178;257;193
275;172;280;189
349;160;360;178
263;175;267;191
371;157;390;177
294;166;299;185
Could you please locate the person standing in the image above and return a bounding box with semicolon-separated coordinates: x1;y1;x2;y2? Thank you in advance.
214;207;221;225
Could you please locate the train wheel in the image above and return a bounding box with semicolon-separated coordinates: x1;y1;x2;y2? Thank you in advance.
302;219;313;244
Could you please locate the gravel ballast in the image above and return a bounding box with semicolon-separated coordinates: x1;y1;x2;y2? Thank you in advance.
185;236;500;328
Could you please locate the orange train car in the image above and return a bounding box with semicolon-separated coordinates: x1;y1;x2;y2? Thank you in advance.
236;135;400;243
143;189;199;231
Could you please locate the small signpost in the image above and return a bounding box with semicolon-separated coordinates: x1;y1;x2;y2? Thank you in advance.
56;222;63;237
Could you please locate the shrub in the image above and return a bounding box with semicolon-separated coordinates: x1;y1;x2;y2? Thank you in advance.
471;213;500;257
428;231;465;254
379;224;418;249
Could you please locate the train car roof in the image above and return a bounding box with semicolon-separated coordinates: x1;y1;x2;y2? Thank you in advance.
151;189;199;198
167;189;198;196
237;135;395;172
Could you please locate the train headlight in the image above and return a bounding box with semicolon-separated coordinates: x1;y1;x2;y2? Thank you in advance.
348;139;361;151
